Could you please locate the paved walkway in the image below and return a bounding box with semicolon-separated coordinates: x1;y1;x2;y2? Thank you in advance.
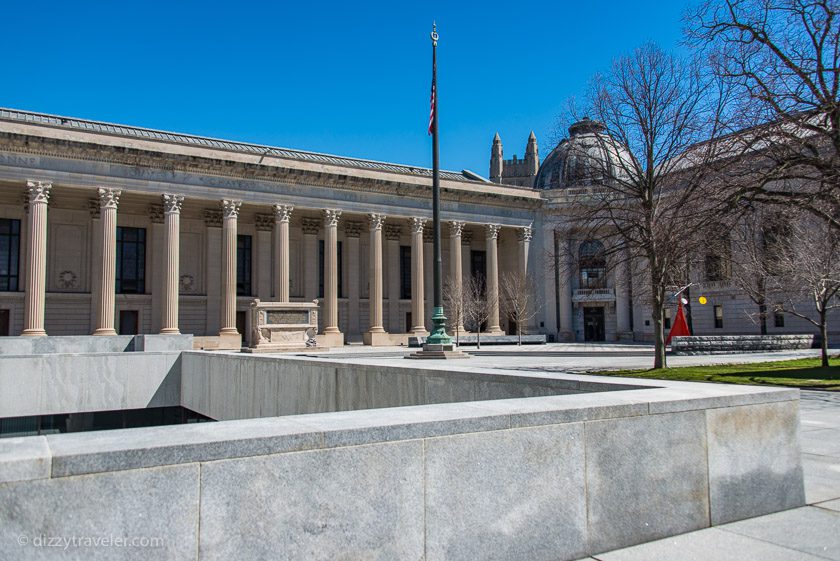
577;390;840;561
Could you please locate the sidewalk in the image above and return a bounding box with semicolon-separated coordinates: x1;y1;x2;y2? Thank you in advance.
578;390;840;561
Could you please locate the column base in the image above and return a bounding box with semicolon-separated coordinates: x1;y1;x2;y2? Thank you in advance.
486;328;505;336
92;328;118;336
410;327;429;337
363;330;392;346
160;328;181;335
20;329;47;337
317;331;344;348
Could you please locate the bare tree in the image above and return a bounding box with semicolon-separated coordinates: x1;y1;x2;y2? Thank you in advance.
727;207;786;334
443;276;466;347
690;0;840;230
500;271;540;345
560;43;731;368
763;212;838;366
463;275;496;350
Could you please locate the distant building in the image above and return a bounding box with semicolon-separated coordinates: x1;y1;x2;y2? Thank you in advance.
489;131;539;187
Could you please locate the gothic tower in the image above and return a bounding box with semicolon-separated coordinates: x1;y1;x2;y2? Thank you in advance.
490;132;503;183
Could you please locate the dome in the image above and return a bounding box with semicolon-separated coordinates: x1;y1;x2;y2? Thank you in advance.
534;118;634;190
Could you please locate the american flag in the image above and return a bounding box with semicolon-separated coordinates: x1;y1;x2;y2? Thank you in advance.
428;60;436;135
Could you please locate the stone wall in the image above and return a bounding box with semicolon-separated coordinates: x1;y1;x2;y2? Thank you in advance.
671;334;816;355
0;382;804;561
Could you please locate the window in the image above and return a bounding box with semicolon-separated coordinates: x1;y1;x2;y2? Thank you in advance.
399;246;411;299
237;235;252;296
116;227;146;294
714;305;723;329
704;234;731;281
579;240;606;289
664;307;672;329
0;219;21;292
318;240;343;298
470;250;487;294
774;305;785;328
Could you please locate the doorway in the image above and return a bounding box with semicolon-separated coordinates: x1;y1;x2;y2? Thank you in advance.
583;307;605;342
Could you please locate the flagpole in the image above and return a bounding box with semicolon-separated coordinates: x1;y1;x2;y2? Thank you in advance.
410;22;466;359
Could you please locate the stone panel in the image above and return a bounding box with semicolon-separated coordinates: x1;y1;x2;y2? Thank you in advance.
585;410;710;554
706;400;805;524
0;464;199;561
0;436;50;484
425;424;587;561
199;441;424;561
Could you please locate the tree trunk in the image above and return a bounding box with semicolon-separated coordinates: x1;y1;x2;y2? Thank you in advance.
518;321;522;345
651;283;667;369
758;278;768;335
476;328;481;350
820;310;830;368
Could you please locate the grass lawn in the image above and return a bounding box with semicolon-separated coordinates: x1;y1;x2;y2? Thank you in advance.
592;357;840;390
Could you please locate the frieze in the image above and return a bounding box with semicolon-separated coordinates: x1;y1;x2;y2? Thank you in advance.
0;133;543;211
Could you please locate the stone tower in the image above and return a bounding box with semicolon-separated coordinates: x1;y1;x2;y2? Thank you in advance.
489;132;539;187
490;133;503;182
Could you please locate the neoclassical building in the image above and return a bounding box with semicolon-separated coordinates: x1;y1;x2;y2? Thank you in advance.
0;108;832;345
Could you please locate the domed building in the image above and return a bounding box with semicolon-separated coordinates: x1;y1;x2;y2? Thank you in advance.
533;118;634;191
491;118;639;342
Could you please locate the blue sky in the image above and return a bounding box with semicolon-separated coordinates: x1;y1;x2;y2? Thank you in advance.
1;0;693;176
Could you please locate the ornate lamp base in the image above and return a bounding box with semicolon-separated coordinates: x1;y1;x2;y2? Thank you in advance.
406;306;470;359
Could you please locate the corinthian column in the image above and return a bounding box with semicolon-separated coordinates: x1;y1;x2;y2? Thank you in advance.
160;194;184;334
273;204;293;302
485;224;503;335
219;199;241;336
93;188;121;336
409;217;427;335
365;213;387;345
449;221;465;334
21;180;51;336
322;209;342;341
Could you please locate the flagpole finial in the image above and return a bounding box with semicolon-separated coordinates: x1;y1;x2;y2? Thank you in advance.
431;22;438;46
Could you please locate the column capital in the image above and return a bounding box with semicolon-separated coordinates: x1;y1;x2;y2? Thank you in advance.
518;224;533;242
97;188;121;209
301;217;321;235
163;193;184;214
221;199;241;219
149;204;165;224
368;213;386;230
485;224;501;240
25;180;51;205
273;204;294;223
461;230;473;245
409;217;427;234
423;228;434;244
323;209;342;227
449;220;465;237
384;224;402;241
344;221;363;238
203;209;223;228
255;214;274;231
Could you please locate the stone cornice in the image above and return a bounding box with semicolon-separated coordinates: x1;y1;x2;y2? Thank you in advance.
0;132;544;210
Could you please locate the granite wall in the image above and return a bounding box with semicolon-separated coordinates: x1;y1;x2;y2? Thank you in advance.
0;384;804;561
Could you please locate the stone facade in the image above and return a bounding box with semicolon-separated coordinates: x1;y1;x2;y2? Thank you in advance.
0;108;835;345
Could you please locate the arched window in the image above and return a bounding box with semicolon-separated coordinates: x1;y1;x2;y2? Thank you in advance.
579;240;606;289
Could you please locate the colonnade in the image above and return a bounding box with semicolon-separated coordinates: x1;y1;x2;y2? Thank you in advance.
18;180;532;344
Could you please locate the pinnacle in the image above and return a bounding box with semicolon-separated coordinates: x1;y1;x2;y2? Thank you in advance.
493;132;501;142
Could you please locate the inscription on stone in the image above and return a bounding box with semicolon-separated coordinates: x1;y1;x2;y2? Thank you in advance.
265;311;309;325
0;153;38;167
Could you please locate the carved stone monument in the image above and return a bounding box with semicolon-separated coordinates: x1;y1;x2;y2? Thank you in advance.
243;300;319;353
